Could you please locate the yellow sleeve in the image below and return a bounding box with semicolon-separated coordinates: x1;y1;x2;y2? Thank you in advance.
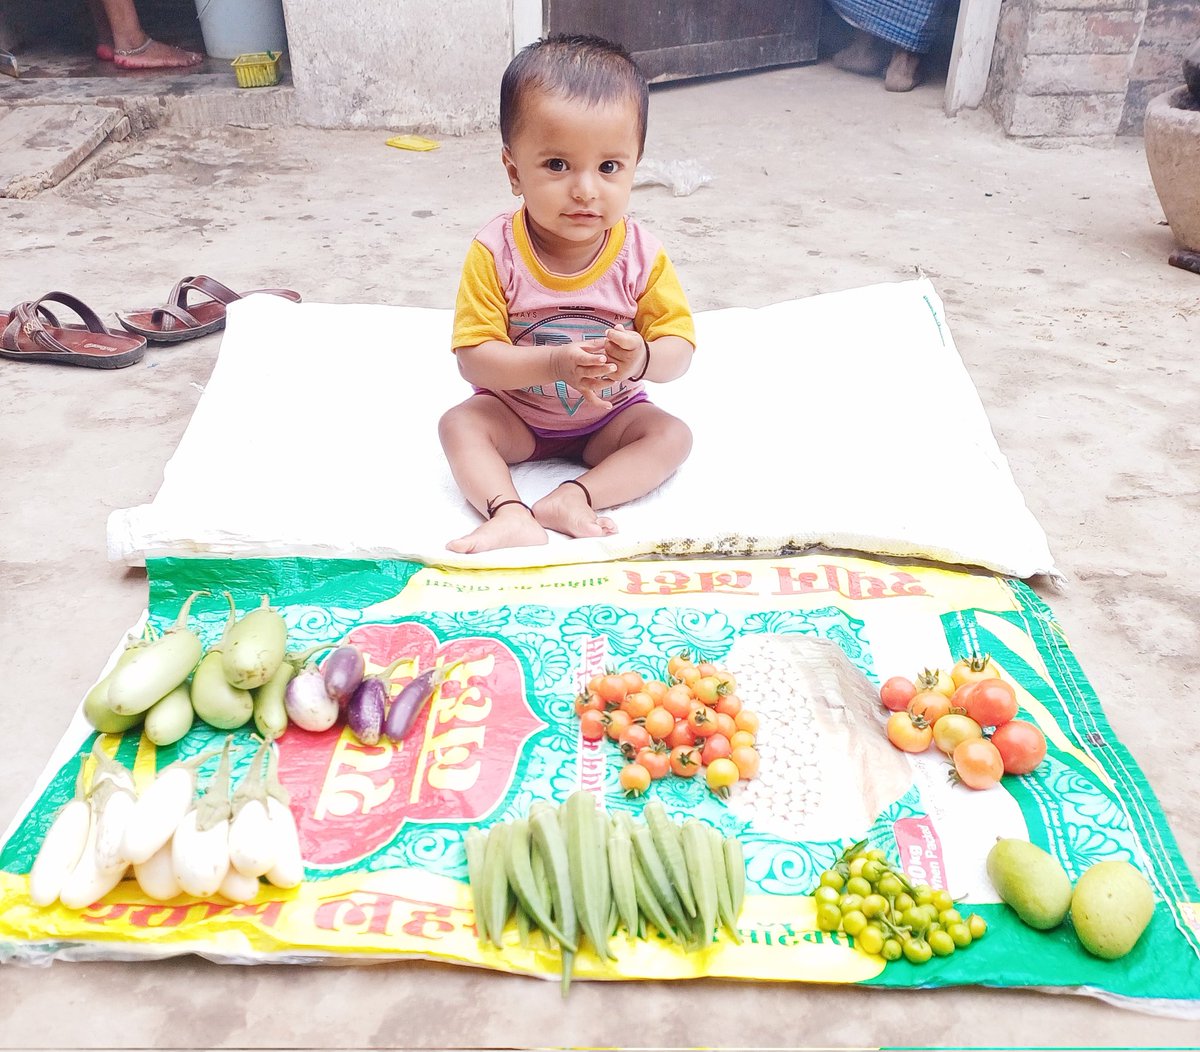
635;248;696;348
451;240;511;351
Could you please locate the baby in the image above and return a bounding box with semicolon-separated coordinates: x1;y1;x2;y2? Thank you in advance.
439;33;696;554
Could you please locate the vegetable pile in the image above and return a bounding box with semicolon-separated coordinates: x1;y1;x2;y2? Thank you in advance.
30;738;303;909
811;838;988;964
465;793;745;996
878;654;1047;790
574;653;761;798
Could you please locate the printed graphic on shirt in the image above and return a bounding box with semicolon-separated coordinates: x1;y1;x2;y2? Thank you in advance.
512;309;631;415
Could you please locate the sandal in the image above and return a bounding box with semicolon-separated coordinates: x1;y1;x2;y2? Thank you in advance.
1;292;146;369
116;275;302;343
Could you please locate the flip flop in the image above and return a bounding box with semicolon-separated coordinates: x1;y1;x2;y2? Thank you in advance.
116;275;302;343
1;292;147;369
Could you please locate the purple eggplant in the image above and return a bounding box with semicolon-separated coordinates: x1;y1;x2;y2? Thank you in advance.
383;658;471;743
347;676;387;745
323;645;365;708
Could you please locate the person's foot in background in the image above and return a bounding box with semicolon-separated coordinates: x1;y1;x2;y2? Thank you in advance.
884;48;923;92
831;27;889;76
89;0;204;69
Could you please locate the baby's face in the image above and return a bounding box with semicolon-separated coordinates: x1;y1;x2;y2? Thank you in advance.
502;89;641;268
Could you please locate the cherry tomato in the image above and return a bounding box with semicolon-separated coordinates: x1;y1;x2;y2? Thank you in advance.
579;710;607;741
948;682;977;714
666;720;696;749
661;684;695;720
964;678;1018;728
677;665;702;687
574;691;604;715
637;746;671;780
951;653;1001;689
620;690;654;720
915;667;955;698
715;692;743;718
687;705;719;737
621;670;645;694
604;709;632;741
644;679;669;702
953;738;1004;790
908;690;952;724
716;671;738;695
697;661;720;677
642;706;675;741
618;724;652;757
693;675;723;705
705;757;739;795
879;675;917;712
587;674;605;695
669;744;701;778
886;712;933;753
730;745;760;779
714;712;738;740
619;762;651;796
733;709;760;735
596;674;627;706
989;719;1047;774
701;733;732;766
666;652;694;678
730;729;756;750
932;713;983;755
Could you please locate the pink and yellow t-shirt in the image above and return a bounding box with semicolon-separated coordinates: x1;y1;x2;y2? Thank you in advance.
452;208;695;433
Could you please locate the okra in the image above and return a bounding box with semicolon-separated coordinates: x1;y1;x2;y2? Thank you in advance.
630;821;690;935
708;825;742;944
530;806;578;996
464;828;488;944
564;791;613;963
632;852;684;947
682;820;718;946
506;818;574;950
515;900;532;947
644;798;696;919
606;830;639;941
724;835;746;923
480;822;511;949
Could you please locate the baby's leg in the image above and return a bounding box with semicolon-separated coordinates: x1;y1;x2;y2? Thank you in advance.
532;404;692;538
439;395;547;553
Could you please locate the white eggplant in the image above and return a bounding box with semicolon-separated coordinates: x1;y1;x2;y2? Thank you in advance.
133;840;182;901
263;747;303;889
28;758;92;907
59;796;129;910
220;592;288;691
93;779;138;871
218;865;261;904
228;741;275;878
107;590;208;716
121;750;218;866
171;739;233;898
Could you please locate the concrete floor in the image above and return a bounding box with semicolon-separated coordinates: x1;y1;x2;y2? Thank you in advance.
1;59;1199;1051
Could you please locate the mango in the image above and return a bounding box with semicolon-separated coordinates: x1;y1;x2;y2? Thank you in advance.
1070;860;1155;960
986;838;1073;930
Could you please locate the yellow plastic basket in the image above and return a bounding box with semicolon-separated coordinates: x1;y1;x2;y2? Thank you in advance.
231;51;282;88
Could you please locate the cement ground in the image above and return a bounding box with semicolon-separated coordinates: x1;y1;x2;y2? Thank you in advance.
1;60;1198;1051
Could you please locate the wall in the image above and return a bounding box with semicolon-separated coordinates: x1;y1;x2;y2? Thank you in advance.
280;0;512;131
1120;0;1200;132
987;0;1148;137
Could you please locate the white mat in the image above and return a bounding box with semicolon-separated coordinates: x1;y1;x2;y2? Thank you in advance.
107;277;1060;580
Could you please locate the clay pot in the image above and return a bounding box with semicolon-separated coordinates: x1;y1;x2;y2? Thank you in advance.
1144;86;1200;252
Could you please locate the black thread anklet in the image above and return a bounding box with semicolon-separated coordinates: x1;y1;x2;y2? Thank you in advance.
561;478;593;508
486;496;531;518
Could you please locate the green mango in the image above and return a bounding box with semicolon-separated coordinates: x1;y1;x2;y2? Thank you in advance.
986;838;1073;930
1070;860;1155;960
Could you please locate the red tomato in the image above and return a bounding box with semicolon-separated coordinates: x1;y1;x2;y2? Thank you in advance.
886;712;933;753
669;744;702;778
604;709;632;741
908;690;952;724
574;691;604;715
714;692;743;718
620;690;654;720
952;739;1004;790
666;720;696;750
949;683;977;714
621;670;645;694
701;733;732;766
642;706;675;741
964;678;1018;728
880;676;917;712
714;712;738;740
693;676;723;705
951;653;1001;689
597;674;627;706
989;719;1047;775
687;705;718;738
644;679;669;703
637;746;671;780
677;665;702;687
666;653;693;678
579;710;607;741
661;684;694;720
618;724;652;757
697;662;720;677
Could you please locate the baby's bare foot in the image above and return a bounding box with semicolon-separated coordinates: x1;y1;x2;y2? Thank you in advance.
447;505;548;554
533;484;617;539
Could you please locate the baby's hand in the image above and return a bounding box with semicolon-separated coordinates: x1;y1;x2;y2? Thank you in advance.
550;342;615;409
603;324;649;383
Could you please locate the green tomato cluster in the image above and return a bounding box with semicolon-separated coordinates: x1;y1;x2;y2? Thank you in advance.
811;839;987;965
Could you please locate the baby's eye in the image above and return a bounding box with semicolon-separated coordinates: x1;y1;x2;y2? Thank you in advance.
599;160;620;174
546;158;567;172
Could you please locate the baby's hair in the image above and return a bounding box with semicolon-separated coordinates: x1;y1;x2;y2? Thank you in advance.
500;33;649;155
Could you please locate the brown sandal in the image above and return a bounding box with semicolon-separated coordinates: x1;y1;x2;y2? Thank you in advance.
117;275;301;343
1;293;146;369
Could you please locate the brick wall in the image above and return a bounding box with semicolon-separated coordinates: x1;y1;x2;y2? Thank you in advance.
987;0;1148;136
1120;0;1200;133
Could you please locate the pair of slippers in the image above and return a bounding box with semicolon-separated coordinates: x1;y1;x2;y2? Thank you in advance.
0;277;301;370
